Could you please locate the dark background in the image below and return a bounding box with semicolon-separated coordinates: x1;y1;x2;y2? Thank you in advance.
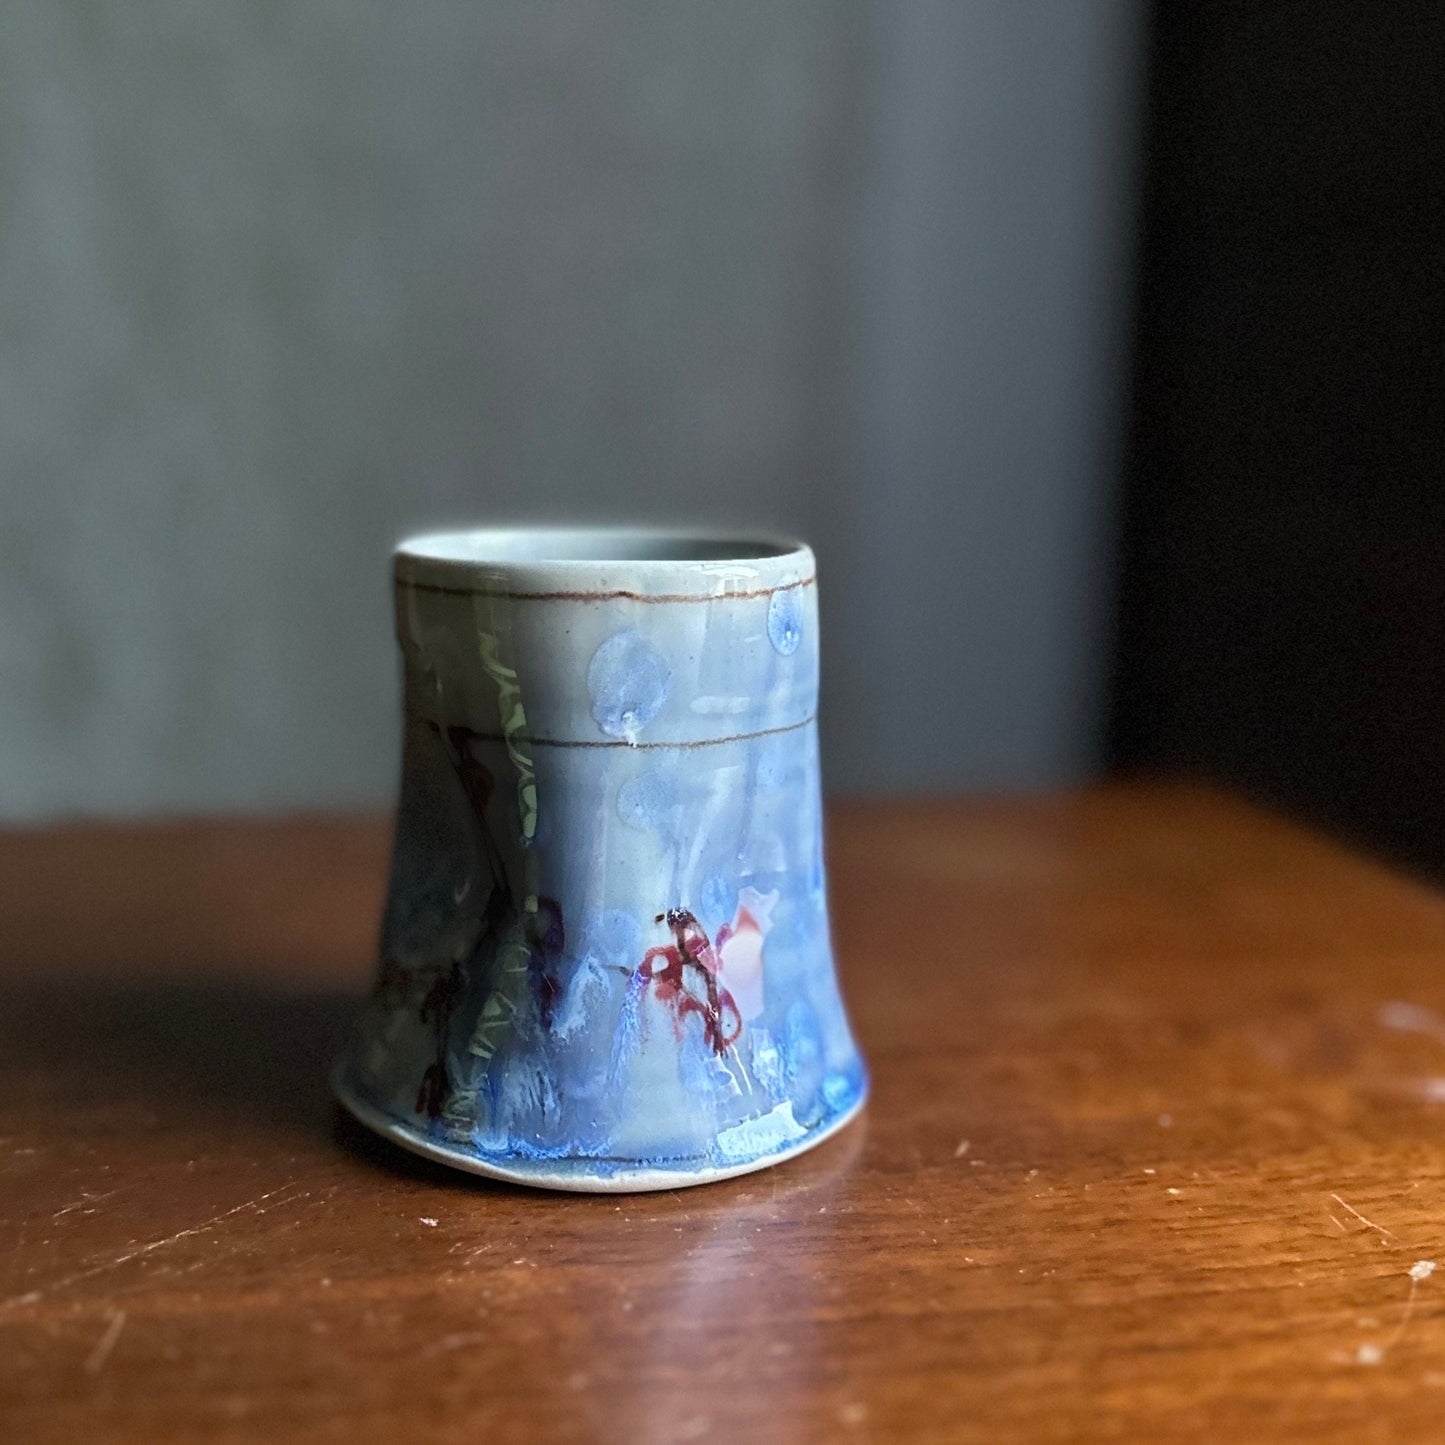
1111;0;1445;877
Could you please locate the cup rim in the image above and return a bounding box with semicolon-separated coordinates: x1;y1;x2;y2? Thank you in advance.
393;526;814;600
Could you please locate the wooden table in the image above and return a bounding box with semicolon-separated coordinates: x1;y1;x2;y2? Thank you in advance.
6;785;1445;1442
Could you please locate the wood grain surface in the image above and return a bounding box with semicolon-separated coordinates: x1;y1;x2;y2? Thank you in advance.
6;785;1445;1442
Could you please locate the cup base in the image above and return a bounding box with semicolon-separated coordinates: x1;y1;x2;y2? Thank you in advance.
332;1063;867;1194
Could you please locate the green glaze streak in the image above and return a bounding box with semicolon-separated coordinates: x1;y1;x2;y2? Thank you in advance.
477;631;538;842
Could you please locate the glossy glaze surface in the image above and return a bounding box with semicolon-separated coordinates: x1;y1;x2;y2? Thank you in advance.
336;531;866;1188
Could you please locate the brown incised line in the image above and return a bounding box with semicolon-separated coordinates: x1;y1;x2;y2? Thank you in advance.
393;575;817;604
415;713;816;751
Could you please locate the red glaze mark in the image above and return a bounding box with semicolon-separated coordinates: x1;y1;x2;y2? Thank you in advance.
636;908;742;1055
529;895;566;1029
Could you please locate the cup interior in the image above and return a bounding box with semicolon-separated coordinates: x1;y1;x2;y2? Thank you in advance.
396;528;801;567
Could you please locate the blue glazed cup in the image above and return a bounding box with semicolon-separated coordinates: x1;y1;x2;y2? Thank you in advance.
333;528;867;1191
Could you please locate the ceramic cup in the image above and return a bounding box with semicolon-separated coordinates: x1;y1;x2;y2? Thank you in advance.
333;528;867;1191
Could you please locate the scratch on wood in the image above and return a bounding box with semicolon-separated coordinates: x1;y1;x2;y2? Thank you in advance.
54;1190;118;1221
1329;1193;1398;1242
1;1183;305;1311
1355;1260;1436;1366
84;1308;126;1374
419;1330;487;1358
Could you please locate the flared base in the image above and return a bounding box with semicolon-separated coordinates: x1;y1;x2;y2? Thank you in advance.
332;1061;867;1194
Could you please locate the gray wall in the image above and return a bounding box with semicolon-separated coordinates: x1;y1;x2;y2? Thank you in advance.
0;1;1143;818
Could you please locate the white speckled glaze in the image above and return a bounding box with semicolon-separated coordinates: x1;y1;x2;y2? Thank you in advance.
333;528;867;1191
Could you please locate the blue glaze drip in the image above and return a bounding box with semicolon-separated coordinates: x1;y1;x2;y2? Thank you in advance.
700;873;734;930
581;908;642;967
766;586;803;656
617;766;675;832
587;630;671;739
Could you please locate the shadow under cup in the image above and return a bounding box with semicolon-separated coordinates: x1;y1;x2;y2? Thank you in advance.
333;528;867;1191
